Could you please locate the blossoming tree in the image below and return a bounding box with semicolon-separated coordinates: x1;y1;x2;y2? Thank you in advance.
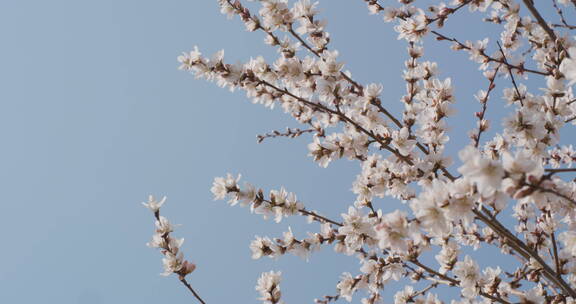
143;0;576;303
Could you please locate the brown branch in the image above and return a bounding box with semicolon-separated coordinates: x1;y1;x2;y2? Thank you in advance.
545;168;576;173
260;197;343;226
551;231;562;277
552;0;576;29
473;64;501;147
257;127;316;143
476;208;576;297
410;260;513;304
180;278;208;304
431;30;549;76
410;282;439;300
521;0;560;47
426;0;474;26
257;80;419;167
298;209;343;226
286;21;409;131
287;26;462;180
260;68;576;299
286;27;368;105
150;211;207;304
362;0;473;28
497;41;525;107
526;182;576;206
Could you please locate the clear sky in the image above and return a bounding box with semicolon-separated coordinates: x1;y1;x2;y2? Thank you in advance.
0;1;571;303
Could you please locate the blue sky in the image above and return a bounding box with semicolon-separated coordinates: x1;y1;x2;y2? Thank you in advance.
0;1;572;303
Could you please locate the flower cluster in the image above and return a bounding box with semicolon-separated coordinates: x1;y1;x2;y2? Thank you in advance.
256;271;284;304
143;196;196;278
210;173;323;223
144;0;576;303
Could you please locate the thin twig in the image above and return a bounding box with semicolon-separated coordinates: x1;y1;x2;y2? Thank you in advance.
476;208;576;297
521;0;561;50
431;30;549;76
261;198;343;226
299;209;343;227
150;210;207;304
545;168;576;173
410;260;513;304
180;278;208;304
497;41;525;106
257;127;316;143
552;0;576;29
474;64;501;147
526;182;576;206
551;232;562;277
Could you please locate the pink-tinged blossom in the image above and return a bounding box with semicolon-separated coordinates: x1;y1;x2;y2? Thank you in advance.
519;285;546;303
259;0;293;31
292;0;318;19
560;231;576;257
375;210;415;253
410;180;451;236
161;252;184;276
336;272;358;302
453;255;480;298
144;197;196;279
446;178;476;226
338;207;376;254
458;146;504;196
391;127;416;156
142;195;166;213
393;285;414;304
395;9;428;42
155;216;173;235
435;240;460;274
256;271;284;304
318;50;344;77
211;173;240;201
501;150;540;177
561;47;576;86
251;236;279;260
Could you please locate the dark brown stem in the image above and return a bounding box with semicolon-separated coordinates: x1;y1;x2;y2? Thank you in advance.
551;232;562;277
474;64;501;147
261;198;343;226
551;0;576;29
180;278;208;304
497;41;525;107
286;25;407;131
287;26;366;96
410;282;439;300
526;182;576;206
545;168;576;173
431;30;550;76
522;0;561;49
150;211;207;304
410;260;512;304
261;76;576;298
299;209;343;226
476;207;576;297
258;80;417;166
257;127;316;143
426;0;473;25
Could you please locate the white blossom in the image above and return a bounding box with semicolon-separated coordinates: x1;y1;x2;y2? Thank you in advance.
561;47;576;86
146;0;576;302
256;271;284;304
